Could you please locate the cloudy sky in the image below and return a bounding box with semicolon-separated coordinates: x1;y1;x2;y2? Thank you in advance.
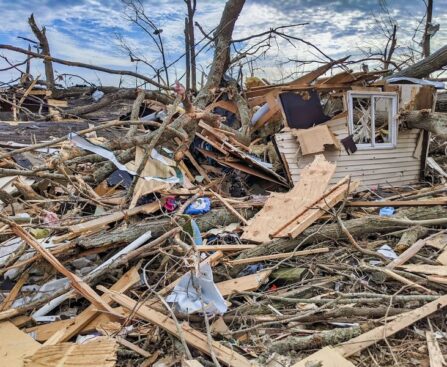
0;0;446;88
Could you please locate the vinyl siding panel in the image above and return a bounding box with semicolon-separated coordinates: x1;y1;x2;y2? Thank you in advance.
276;119;423;189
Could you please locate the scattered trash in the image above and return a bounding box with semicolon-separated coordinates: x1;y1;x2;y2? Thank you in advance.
184;197;211;215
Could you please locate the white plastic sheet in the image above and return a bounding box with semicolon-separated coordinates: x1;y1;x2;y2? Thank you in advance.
166;263;227;315
68;133;179;183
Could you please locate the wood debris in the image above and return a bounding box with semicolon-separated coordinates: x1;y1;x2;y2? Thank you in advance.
1;8;447;367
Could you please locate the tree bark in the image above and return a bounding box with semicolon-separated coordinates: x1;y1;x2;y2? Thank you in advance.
195;0;245;108
76;207;258;249
62;89;171;117
28;14;55;92
185;0;197;91
230;206;447;275
390;44;447;79
0;44;169;90
422;0;433;58
400;109;447;139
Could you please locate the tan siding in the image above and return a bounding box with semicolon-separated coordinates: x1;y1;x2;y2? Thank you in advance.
277;125;422;189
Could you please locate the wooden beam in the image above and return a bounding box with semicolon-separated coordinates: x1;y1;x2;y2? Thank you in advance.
226;248;329;266
55;266;141;343
5;219;115;315
334;294;447;357
210;189;249;225
100;288;253;367
68;202;160;235
346;199;447;207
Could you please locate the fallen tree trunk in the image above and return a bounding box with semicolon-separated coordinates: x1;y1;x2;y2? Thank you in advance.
62;89;172;117
77;207;259;248
390;44;447;78
230;206;447;275
401;109;447;139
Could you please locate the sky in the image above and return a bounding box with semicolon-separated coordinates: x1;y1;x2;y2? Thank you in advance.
0;0;446;88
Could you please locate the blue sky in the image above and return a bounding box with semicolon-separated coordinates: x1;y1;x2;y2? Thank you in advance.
0;0;446;87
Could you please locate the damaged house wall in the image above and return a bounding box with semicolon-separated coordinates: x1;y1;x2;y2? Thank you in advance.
275;83;435;189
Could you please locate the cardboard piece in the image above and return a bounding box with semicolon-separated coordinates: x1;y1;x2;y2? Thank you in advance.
292;124;341;155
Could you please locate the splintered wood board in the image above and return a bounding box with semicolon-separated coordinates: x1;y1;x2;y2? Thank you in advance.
291;346;355;367
274;176;358;238
24;337;117;367
0;321;41;367
214;269;272;295
335;294;447;357
399;265;447;276
241;155;336;243
103;289;253;367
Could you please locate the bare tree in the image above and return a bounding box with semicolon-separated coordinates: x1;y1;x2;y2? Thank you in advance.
122;0;170;86
184;0;197;91
28;14;55;91
195;0;245;108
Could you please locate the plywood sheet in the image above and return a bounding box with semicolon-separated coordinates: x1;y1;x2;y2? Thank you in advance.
24;337;117;367
292;125;340;155
0;321;41;367
241;155;336;243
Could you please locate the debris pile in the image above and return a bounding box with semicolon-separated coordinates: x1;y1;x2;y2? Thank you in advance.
2;47;447;367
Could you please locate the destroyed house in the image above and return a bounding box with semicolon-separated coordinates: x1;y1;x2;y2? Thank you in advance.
270;78;439;189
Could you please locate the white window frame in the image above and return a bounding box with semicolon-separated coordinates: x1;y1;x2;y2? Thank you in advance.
347;91;398;150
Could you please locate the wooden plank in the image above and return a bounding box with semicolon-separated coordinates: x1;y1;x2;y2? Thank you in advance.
176;138;211;183
426;331;445;367
437;249;447;265
24;337;117;367
26;308;127;342
292;125;340;155
427;275;447;285
54;266;140;343
7;221;115;315
386;232;446;269
114;336;151;358
273;177;358;238
0;321;41;367
347;199;447;207
241;155;336;243
67;202;160;234
182;360;205;367
195;132;228;155
400;265;447;276
291;346;355;367
215;269;272;295
100;288;253;367
226;248;329;266
380;268;433;294
210;189;248;225
198;244;257;252
335;294;447;357
0;271;28;311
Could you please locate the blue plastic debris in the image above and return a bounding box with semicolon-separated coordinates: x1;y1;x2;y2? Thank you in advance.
184;197;211;215
190;219;203;246
379;207;395;216
239;264;264;277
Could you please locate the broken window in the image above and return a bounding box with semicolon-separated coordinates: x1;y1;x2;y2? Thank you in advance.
347;91;398;149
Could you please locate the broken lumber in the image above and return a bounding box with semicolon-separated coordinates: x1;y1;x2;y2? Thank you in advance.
100;288;253;367
242;155;336;243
